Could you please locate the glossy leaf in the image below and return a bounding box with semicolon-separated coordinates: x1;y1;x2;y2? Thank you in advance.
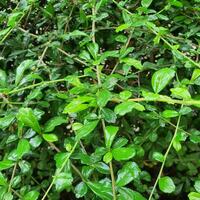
23;191;40;200
0;69;7;87
151;68;175;93
188;192;200;200
118;187;146;200
17;108;41;134
159;176;175;193
75;182;88;198
162;110;179;118
112;147;136;161
0;160;14;171
42;134;58;142
170;87;191;99
141;0;153;7
17;139;30;159
121;58;143;70
97;89;112;107
44;116;67;132
104;126;119;148
116;162;141;187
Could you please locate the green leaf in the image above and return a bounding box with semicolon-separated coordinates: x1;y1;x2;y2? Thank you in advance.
116;162;140;187
87;182;113;200
0;160;14;171
54;172;73;192
112;147;136;161
194;180;200;193
15;60;34;85
44;116;67;132
121;58;143;70
75;182;88;198
0;114;15;130
23;191;40;200
87;43;99;60
118;187;146;200
17;139;30;159
42;134;58;142
191;69;200;81
8;12;23;27
141;0;153;7
151;68;175;93
0;69;7;87
162;110;179;118
116;23;131;32
102;108;117;123
159;176;175;193
170;87;191;99
114;101;145;116
97;89;112;107
0;172;7;186
188;192;200;200
104;126;119;148
152;152;164;162
75;120;99;140
119;91;132;100
103;152;113;163
17;108;41;134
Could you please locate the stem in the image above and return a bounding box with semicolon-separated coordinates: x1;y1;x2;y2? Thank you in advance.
109;161;117;200
92;3;96;43
8;163;17;192
41;141;79;200
148;111;182;200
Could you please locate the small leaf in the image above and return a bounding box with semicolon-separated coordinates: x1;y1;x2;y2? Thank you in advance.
23;190;40;200
104;126;119;148
194;180;200;193
152;152;164;162
191;69;200;81
0;69;7;87
118;187;146;200
121;58;143;70
170;87;191;99
162;110;179;118
103;152;113;163
8;12;23;27
75;182;88;198
112;147;136;161
17;139;30;159
116;162;141;187
151;68;175;93
119;91;132;100
188;192;200;200
87;181;113;200
116;23;131;32
141;0;153;7
87;43;99;60
159;176;175;193
97;89;112;107
75;120;99;140
0;172;7;186
54;172;73;192
17;108;41;134
15;60;34;85
44;116;67;132
42;134;58;142
0;160;14;171
102;108;117;123
114;101;145;116
0;114;15;130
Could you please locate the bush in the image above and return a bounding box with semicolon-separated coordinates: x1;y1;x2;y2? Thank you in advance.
1;0;200;199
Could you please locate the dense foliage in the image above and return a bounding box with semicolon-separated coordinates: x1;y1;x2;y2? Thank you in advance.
1;0;200;199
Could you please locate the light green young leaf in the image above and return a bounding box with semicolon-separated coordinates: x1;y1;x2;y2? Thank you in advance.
103;152;113;163
15;60;34;85
159;176;175;193
42;134;58;142
194;180;200;193
76;120;99;140
121;58;143;70
0;114;15;130
191;69;200;81
170;87;191;99
0;160;14;171
0;172;7;186
114;101;145;116
116;24;131;32
119;91;132;100
87;43;99;60
17;108;41;134
104;126;119;148
162;110;179;118
87;182;113;200
112;147;136;161
8;12;23;27
44;116;67;132
116;162;140;187
141;0;153;7
188;192;200;200
97;89;112;107
151;68;175;93
17;139;30;159
23;190;40;200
